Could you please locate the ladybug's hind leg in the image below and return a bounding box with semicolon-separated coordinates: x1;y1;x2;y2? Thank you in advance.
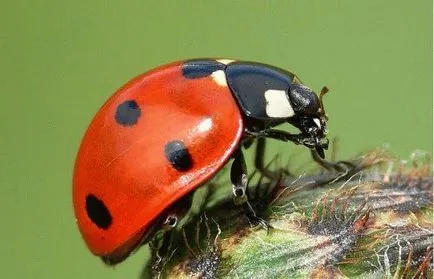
142;186;214;278
141;215;179;279
231;149;273;230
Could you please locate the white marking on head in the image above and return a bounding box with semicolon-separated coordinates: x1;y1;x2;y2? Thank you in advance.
313;118;322;129
196;118;213;133
217;59;235;65
264;89;295;118
211;70;228;87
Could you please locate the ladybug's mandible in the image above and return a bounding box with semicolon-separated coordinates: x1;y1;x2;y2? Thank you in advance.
73;59;331;264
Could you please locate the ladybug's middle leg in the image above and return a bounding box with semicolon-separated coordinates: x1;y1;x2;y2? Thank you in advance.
231;149;272;229
231;148;249;206
254;137;292;179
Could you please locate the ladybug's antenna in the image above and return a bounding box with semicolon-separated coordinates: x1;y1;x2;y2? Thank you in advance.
319;86;329;121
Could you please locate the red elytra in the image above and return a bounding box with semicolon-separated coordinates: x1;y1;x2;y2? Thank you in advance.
73;61;243;258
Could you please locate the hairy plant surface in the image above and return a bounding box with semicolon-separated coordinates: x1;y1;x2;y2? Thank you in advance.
144;151;433;279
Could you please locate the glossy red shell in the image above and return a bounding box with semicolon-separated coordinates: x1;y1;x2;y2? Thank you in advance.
73;61;243;256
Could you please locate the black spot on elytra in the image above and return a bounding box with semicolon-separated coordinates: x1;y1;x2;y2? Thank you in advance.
86;194;112;229
164;140;193;171
182;59;225;79
115;100;141;126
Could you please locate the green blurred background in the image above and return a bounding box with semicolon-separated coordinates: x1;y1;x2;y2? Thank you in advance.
0;1;431;278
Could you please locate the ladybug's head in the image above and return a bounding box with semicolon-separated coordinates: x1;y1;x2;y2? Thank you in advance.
287;85;329;158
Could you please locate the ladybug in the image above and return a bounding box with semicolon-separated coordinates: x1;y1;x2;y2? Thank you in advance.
73;59;332;264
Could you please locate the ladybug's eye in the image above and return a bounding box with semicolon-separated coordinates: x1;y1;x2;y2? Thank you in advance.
288;84;320;115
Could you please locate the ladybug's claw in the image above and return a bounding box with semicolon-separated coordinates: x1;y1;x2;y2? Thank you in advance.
310;148;362;184
244;201;273;231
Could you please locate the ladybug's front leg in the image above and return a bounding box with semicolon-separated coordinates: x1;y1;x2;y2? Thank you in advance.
247;128;356;176
231;149;272;230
